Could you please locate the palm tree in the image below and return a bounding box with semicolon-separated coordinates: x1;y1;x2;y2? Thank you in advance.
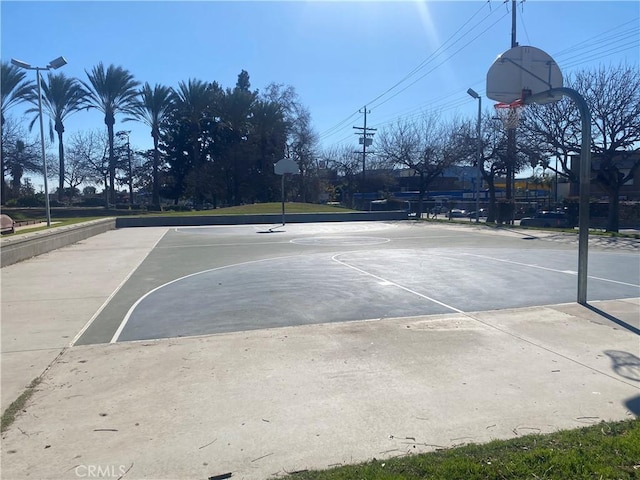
125;83;174;208
1;62;35;204
172;78;216;167
171;79;220;205
25;72;88;201
82;63;139;204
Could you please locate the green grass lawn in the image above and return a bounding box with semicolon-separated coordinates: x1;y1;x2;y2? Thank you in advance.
156;202;355;216
1;217;107;236
286;419;640;480
1;203;354;236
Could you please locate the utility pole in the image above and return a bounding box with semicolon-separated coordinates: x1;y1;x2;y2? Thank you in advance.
506;0;518;223
353;106;376;183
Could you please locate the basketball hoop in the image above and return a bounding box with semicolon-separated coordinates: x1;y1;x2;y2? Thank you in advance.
494;99;524;129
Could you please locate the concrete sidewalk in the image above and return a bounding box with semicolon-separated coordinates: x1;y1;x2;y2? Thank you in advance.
1;227;638;480
1;227;167;410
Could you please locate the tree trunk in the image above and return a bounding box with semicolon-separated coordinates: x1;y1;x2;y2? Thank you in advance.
0;139;5;205
106;120;116;206
417;171;425;218
486;180;497;223
11;165;23;194
606;188;620;233
152;134;160;208
57;128;65;202
0;117;5;205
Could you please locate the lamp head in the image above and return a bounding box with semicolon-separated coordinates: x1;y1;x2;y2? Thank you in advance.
467;88;480;99
11;58;31;69
48;56;67;69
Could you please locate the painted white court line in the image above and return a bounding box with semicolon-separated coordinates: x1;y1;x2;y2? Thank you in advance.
462;253;640;288
331;253;464;314
109;254;303;343
70;229;169;347
156;240;292;249
332;254;637;389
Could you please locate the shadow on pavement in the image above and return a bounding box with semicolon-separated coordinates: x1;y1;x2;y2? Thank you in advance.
586;303;640;335
624;395;640;416
604;350;640;382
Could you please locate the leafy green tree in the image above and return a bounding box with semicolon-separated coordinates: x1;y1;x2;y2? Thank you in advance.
24;72;88;201
163;78;222;205
124;83;174;207
82;63;139;204
218;71;257;204
160;75;303;207
1;62;35;204
249;99;287;202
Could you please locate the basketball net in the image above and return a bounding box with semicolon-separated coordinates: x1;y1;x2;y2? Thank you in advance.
493;99;524;130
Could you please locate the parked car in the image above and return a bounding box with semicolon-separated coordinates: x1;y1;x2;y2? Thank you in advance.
466;208;488;218
519;211;575;228
1;214;15;234
449;209;467;218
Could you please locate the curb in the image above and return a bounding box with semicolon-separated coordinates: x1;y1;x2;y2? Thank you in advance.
0;218;116;267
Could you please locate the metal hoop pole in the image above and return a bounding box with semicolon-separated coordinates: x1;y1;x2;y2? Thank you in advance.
524;87;591;305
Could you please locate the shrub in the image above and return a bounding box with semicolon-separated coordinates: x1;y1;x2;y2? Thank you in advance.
166;205;192;212
78;197;106;207
14;196;44;207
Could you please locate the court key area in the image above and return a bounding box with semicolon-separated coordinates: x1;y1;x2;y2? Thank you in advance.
74;221;640;345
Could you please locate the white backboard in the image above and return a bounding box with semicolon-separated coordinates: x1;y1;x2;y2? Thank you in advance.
486;46;563;104
274;158;299;175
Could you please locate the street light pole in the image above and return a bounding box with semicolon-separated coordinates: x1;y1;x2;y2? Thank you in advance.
11;56;67;227
467;88;482;223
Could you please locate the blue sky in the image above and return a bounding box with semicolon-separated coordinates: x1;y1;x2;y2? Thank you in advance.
2;0;639;184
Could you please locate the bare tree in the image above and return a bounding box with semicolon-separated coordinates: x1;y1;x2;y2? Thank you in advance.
457;112;543;223
322;145;361;207
288;105;318;202
376;113;460;217
1;117;42;199
64;130;110;200
521;64;640;231
262;83;319;203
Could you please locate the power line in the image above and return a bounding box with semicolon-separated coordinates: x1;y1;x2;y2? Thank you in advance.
363;1;492;108
317;1;501;143
318;110;361;140
319;12;637;149
370;10;510;111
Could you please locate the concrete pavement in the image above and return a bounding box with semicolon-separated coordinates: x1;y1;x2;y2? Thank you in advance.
1;224;639;480
1;227;167;410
